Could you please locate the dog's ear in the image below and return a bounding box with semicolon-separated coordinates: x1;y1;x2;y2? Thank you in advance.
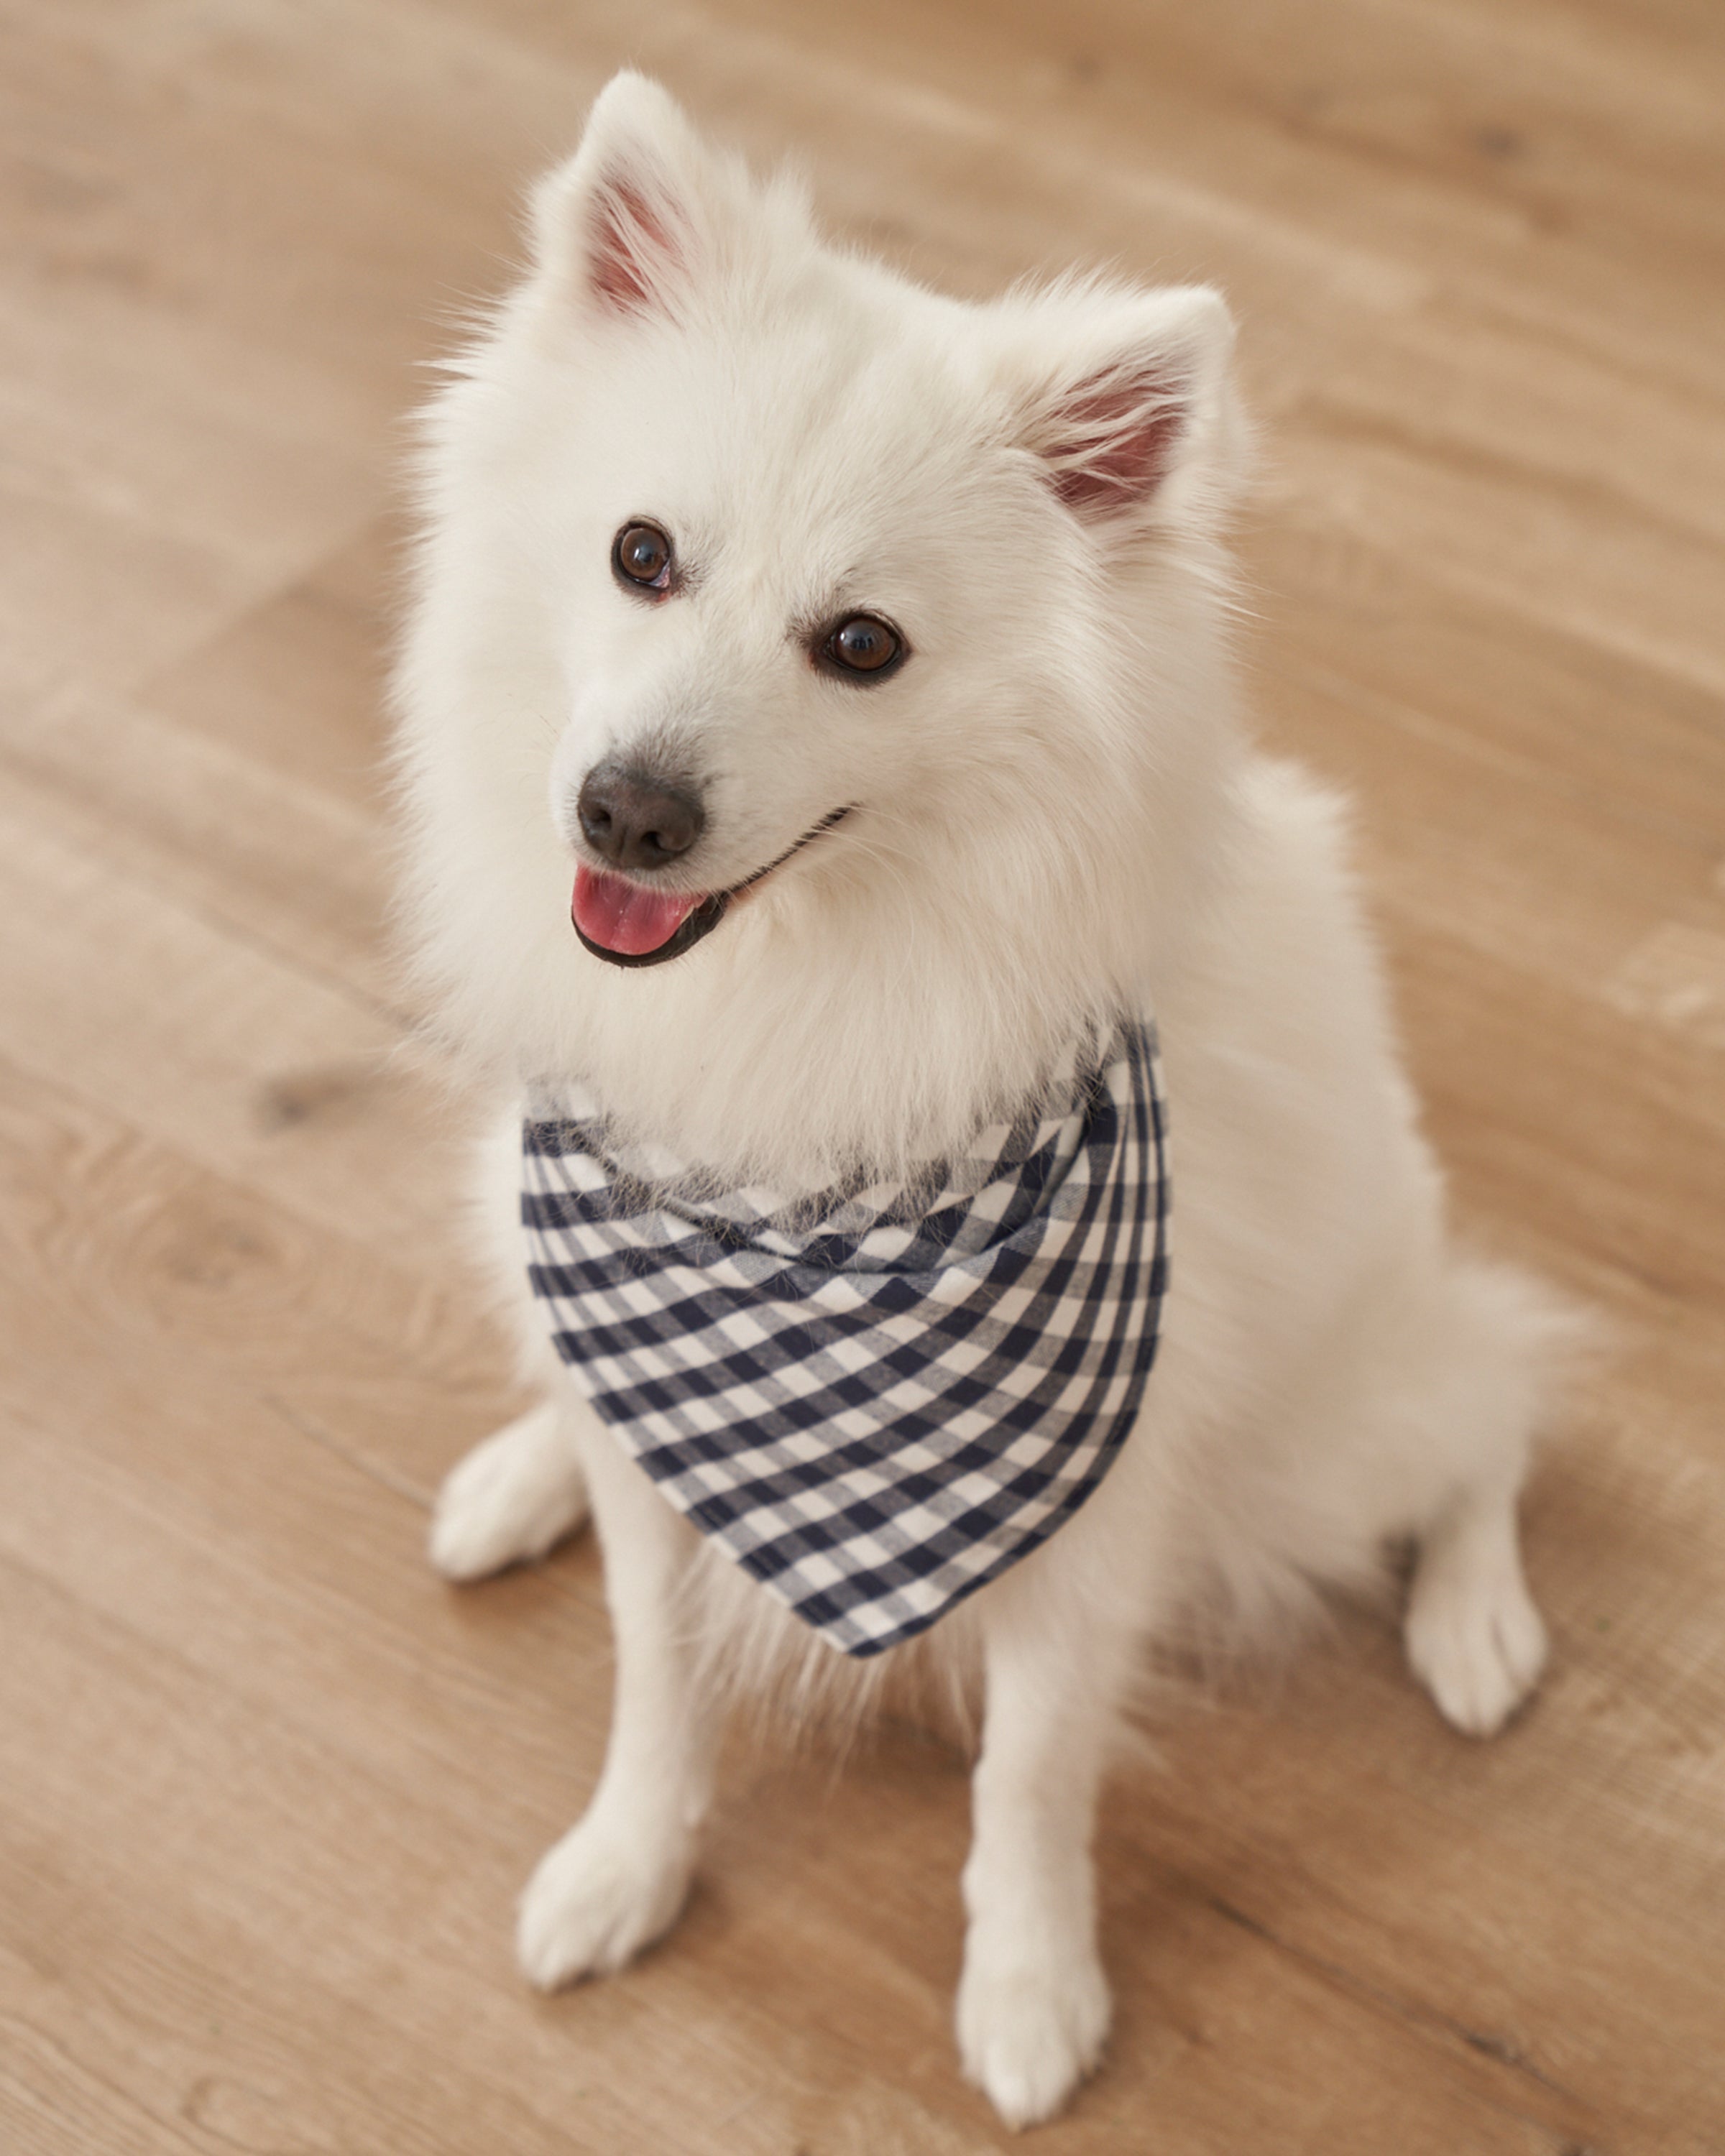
528;74;701;320
1006;285;1246;531
529;73;796;324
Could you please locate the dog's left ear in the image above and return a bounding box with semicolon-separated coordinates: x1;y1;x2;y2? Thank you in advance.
1003;285;1247;533
528;73;804;326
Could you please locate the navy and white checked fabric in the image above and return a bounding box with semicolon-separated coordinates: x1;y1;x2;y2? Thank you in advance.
522;1023;1169;1657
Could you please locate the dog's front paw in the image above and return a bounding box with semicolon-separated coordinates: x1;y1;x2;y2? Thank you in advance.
956;1934;1111;2130
430;1402;588;1583
1406;1509;1548;1738
516;1815;694;1989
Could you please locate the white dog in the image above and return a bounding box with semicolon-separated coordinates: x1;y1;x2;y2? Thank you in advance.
395;73;1565;2129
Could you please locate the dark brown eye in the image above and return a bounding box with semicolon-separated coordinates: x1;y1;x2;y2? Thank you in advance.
613;520;673;591
822;613;903;678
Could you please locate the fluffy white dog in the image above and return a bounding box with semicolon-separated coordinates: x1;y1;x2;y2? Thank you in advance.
395;73;1566;2128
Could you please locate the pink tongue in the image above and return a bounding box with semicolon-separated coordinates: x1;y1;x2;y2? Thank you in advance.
572;865;702;955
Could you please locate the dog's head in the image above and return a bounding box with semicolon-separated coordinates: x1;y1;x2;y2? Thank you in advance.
398;74;1247;1178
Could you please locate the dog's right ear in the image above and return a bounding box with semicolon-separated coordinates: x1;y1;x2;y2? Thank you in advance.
528;73;791;325
998;283;1250;538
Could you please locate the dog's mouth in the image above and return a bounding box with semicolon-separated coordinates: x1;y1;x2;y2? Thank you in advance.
571;808;852;969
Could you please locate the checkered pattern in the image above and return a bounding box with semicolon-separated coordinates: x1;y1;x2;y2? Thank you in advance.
522;1023;1169;1657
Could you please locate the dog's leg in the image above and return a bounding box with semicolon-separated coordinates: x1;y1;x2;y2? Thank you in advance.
957;1588;1131;2129
517;1424;720;1989
429;1394;589;1582
1405;1478;1547;1738
1399;1258;1558;1739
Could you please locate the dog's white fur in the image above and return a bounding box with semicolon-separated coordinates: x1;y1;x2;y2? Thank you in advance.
395;75;1566;2129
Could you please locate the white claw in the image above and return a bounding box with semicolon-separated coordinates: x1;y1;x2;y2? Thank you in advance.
957;1935;1111;2129
1406;1497;1548;1738
516;1815;695;1990
429;1401;589;1582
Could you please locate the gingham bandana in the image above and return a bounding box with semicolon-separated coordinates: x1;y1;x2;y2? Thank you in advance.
522;1023;1169;1657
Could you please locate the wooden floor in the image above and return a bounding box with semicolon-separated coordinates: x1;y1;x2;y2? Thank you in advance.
4;1;1724;2149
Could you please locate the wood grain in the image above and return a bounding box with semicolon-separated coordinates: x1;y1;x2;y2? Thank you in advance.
3;1;1722;2149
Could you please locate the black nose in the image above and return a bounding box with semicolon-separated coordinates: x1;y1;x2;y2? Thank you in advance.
576;763;706;872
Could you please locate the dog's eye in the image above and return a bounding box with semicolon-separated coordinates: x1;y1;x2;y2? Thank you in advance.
820;614;903;680
613;521;673;593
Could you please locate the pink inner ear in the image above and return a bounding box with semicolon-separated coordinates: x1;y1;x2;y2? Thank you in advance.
589;174;681;315
1046;369;1186;517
